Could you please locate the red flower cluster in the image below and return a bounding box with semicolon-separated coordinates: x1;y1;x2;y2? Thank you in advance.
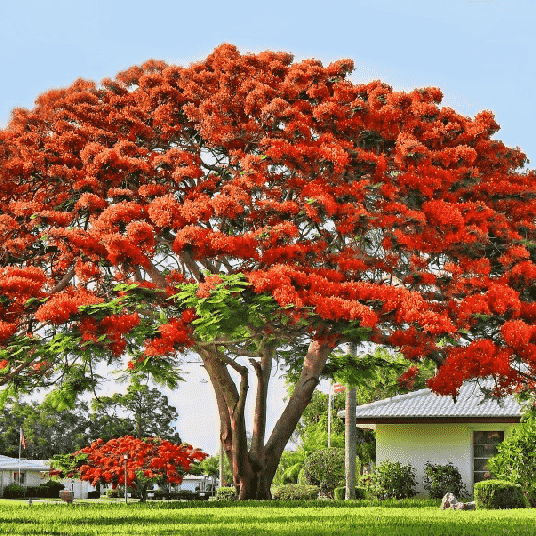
49;435;208;490
1;43;536;402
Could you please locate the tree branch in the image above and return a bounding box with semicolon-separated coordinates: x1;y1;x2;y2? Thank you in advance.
49;265;76;294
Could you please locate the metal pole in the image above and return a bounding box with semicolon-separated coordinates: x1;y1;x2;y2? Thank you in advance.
328;380;332;448
124;453;128;504
18;427;22;489
345;342;357;500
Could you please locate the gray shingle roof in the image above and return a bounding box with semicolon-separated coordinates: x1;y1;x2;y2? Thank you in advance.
0;455;49;470
337;378;526;423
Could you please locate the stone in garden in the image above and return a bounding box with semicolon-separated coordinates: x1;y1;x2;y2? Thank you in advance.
440;492;476;510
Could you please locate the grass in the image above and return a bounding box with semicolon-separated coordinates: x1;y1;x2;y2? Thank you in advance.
0;499;535;535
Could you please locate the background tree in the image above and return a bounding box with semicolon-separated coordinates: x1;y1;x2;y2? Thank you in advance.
86;377;182;444
486;399;536;507
0;379;182;459
194;452;233;485
1;44;535;500
0;396;90;459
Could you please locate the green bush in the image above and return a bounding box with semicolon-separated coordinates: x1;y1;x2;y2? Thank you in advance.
422;461;469;501
361;460;417;500
474;479;528;509
41;480;65;498
173;490;196;500
271;484;319;500
333;486;368;500
105;488;121;498
215;486;236;500
3;483;26;499
25;480;65;499
487;416;536;500
303;448;345;499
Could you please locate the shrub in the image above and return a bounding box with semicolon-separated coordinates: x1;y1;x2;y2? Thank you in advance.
3;483;26;499
474;479;528;509
175;490;197;500
215;486;236;500
362;460;417;500
333;486;368;500
105;488;120;498
271;484;319;500
149;489;165;500
40;480;65;498
303;448;345;498
422;461;470;501
487;416;536;504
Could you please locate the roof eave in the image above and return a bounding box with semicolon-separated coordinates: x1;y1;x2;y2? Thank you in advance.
353;416;521;424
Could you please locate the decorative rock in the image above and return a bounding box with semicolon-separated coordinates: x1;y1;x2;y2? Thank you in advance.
440;492;476;510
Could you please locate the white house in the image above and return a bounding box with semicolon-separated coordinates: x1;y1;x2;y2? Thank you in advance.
0;455;96;499
338;378;527;498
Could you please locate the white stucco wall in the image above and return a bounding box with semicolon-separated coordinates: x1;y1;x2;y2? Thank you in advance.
0;469;46;490
375;422;517;498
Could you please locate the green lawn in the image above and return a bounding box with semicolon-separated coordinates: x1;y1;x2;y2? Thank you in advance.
0;500;535;535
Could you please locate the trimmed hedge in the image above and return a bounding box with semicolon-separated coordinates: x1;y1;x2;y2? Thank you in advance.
214;487;236;500
333;486;368;500
3;480;65;499
474;479;528;509
2;484;25;499
271;484;319;500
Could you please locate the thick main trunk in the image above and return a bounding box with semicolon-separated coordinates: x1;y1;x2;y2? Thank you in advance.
524;489;536;508
202;339;333;500
139;250;336;500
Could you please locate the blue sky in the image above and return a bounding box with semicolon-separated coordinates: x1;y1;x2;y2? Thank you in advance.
1;0;535;456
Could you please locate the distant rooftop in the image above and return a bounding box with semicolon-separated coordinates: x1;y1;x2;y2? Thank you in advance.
0;455;50;470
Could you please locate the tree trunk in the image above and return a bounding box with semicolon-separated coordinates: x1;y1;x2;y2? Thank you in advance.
199;339;333;499
524;489;536;508
137;246;337;500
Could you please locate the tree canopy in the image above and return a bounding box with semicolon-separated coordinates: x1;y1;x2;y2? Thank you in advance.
86;379;182;444
47;435;207;502
0;397;90;459
0;382;182;459
1;43;535;498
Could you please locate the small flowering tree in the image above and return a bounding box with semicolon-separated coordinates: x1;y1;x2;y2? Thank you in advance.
45;435;208;502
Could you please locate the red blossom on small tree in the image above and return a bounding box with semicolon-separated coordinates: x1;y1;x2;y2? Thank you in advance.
47;435;208;501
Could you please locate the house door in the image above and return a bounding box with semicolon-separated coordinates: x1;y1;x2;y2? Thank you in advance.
473;431;504;485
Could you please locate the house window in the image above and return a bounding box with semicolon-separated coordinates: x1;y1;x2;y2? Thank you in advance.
13;472;25;485
473;431;504;484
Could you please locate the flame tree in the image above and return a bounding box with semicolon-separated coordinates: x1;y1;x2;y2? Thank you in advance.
1;44;536;499
46;435;208;502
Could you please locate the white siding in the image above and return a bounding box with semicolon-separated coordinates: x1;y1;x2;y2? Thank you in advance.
375;422;517;497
